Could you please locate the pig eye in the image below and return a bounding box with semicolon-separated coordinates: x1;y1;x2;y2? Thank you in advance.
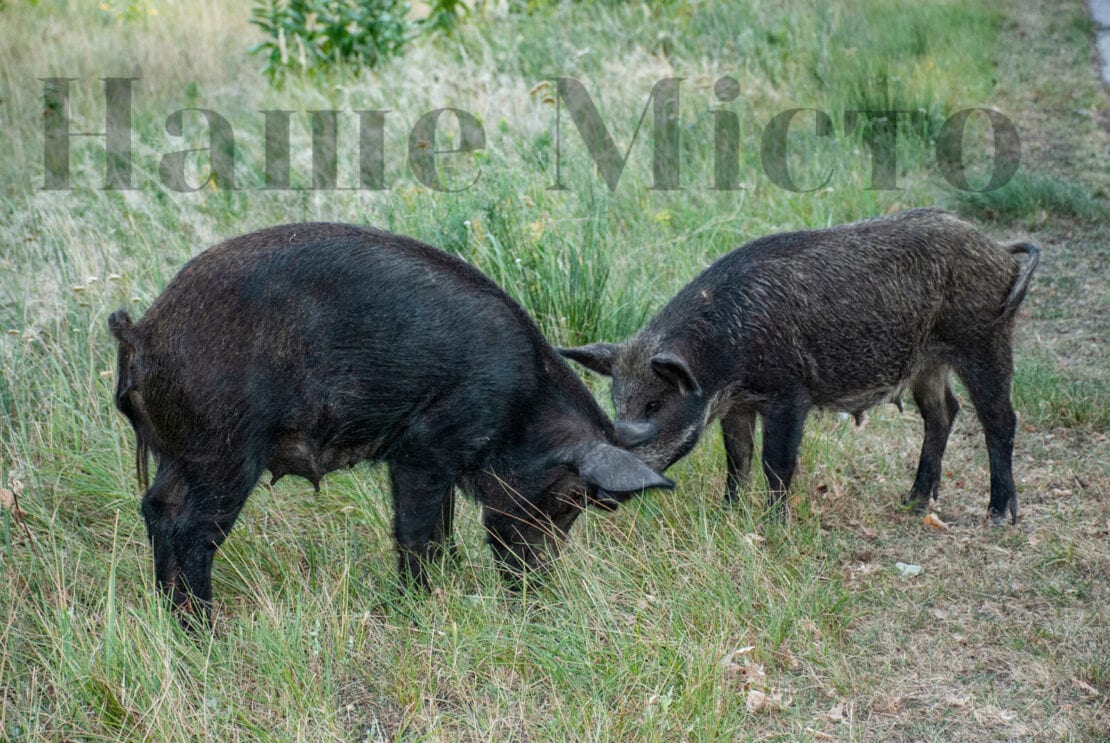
645;400;662;416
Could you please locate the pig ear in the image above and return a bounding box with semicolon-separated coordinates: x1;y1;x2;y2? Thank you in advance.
557;343;622;377
650;352;702;397
575;442;674;504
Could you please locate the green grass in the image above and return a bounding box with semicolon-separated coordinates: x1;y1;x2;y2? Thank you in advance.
1012;354;1109;430
954;171;1110;226
2;0;1109;740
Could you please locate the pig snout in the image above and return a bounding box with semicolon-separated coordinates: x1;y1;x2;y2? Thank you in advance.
614;419;658;448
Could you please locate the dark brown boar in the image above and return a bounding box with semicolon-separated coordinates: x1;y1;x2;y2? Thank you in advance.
561;209;1038;524
109;222;672;625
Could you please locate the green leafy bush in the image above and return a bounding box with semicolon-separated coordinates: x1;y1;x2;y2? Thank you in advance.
249;0;472;83
250;0;413;82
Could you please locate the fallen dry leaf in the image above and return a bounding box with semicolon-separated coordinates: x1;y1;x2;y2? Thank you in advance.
923;512;950;531
744;688;787;714
815;480;842;500
804;728;835;741
0;481;25;517
722;645;756;662
1070;678;1101;699
945;694;970;708
843;561;882;583
722;647;766;691
819;701;846;722
800;619;822;641
776;642;801;671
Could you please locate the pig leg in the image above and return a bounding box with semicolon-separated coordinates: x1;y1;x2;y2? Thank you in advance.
954;348;1018;525
430;491;456;559
170;462;260;626
721;407;757;504
142;457;260;627
388;461;455;590
905;365;960;511
140;460;189;615
760;392;810;513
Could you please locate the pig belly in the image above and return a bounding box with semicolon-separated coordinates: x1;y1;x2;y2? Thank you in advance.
266;431;394;489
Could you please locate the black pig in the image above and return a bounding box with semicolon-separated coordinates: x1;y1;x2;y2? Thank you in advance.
561;209;1038;524
109;222;671;623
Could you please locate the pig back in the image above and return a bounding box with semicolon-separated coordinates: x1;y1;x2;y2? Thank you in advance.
646;210;1016;404
130;223;539;464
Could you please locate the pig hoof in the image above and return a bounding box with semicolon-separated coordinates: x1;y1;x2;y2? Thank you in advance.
764;499;792;523
988;499;1019;525
902;493;930;513
177;608;214;634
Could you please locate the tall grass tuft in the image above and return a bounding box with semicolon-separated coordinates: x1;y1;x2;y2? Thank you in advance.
953;171;1110;225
